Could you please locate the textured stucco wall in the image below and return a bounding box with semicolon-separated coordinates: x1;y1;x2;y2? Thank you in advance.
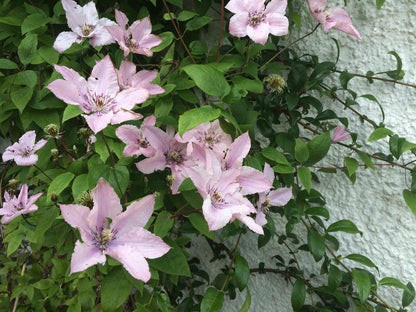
192;1;416;311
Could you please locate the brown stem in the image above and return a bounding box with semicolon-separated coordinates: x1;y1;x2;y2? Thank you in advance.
161;0;195;64
332;69;416;89
221;233;242;291
260;23;320;72
215;0;224;62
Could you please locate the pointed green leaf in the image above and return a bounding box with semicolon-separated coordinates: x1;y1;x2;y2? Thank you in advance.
368;128;393;141
0;59;18;69
307;229;325;262
298;166;311;193
48;172;75;198
238;288;251;312
356;151;375;170
154;211;174;238
18;34;38;65
344;157;359;177
201;287;224;312
187;212;214;239
352;268;372;303
178;106;221;136
262;147;291;165
402;282;415;307
327;220;362;236
291;278;306;311
62;105;83;123
182;64;230;97
235;255;250;291
304;132;331;166
295;139;309;162
403;189;416;216
345;254;378;271
328;265;343;290
101;267;133;312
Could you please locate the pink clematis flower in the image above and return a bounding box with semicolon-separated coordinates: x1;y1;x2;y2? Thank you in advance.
117;60;165;95
0;184;43;224
106;10;162;57
60;178;170;282
47;55;150;134
225;0;289;45
2;131;46;166
331;125;351;143
307;0;361;40
256;163;292;226
115;115;157;158
53;0;116;53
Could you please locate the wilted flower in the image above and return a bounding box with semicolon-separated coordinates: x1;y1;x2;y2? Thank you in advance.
44;124;59;138
53;0;116;53
60;178;170;281
106;10;162;57
225;0;289;45
331;125;351;143
2;131;47;166
264;74;285;93
0;184;43;224
47;55;150;134
307;0;361;40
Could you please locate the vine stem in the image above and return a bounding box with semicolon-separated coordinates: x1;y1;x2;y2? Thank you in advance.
331;68;416;88
161;0;195;64
296;120;412;171
221;232;242;291
100;132;127;203
215;0;224;62
34;164;52;181
260;23;320;72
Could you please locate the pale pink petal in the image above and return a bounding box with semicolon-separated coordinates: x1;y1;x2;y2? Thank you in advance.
53;31;82;53
235;214;264;234
263;162;275;183
225;132;251;169
116;125;141;145
136;34;162;50
114;88;150;109
246;22;270;45
136;154;167;174
33;139;47;152
239;166;272;195
19;131;36;146
255;210;268;226
118;60;137;88
53;65;88;94
82;1;99;26
2;150;15;162
18;184;28;202
88;55;119;97
307;0;327;13
47;79;84;107
112;195;155;233
106;25;125;44
225;0;250;13
62;0;83;33
25;191;43;208
143;127;171;152
89;20;116;46
266;14;289;36
203;197;233;231
60;204;95;243
268;187;292;206
14;154;38;166
130;17;152;42
105;244;151;281
265;0;287;14
327;7;361;40
228;13;249;38
83;111;113;134
115;9;129;29
70;241;106;274
89;178;122;229
111;109;143;125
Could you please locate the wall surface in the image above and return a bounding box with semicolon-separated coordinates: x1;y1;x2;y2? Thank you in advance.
192;0;416;311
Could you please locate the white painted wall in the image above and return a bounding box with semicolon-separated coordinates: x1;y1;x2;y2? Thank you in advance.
192;1;416;311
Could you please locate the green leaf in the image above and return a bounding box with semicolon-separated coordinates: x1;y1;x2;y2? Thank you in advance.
291;278;306;311
178;106;221;136
230;76;263;94
187;212;214;239
262;147;291;165
403;189;416;216
148;237;191;277
95;135;110;162
306;207;329;220
38;46;59;65
154;211;174;238
177;10;198;21
304;132;331;166
328;265;343;290
352;268;372;303
295;139;309;163
376;0;386;9
21;13;51;34
34;205;59;243
185;16;213;31
389;135;416;159
345;254;378;271
298;166;311;193
4;230;24;256
368;128;393;141
183;64;230;97
48;172;75;198
309;62;335;83
18;34;38;65
62;105;83;123
339;71;355;89
360;94;385;122
402;282;415;307
101;267;133;312
356;151;375;170
288;63;307;92
32;279;55;290
152;32;174;52
72;174;89;200
307;229;325;262
0;58;18;69
201;288;224;312
379;277;409;291
234;255;249;291
238;288;251;312
11;86;33;113
327;220;362;236
344;157;359;177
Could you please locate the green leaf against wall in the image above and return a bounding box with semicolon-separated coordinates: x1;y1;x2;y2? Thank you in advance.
182;64;230;97
402;282;415;307
297;166;311;193
295;138;308;162
327;220;362;236
345;254;378;271
291;278;306;311
234;255;250;291
304;132;331;166
178;106;221;136
344;157;359;177
352;268;372;303
389;135;416;159
238;288;251;312
403;189;416;216
328;265;343;290
307;229;325;261
368;127;392;141
187;212;214;239
201;287;224;312
376;0;386;9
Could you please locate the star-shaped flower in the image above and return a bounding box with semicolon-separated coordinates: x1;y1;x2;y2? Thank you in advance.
106;10;162;57
53;0;116;53
2;131;46;166
0;184;43;224
225;0;289;45
331;125;351;143
47;55;150;134
60;178;170;281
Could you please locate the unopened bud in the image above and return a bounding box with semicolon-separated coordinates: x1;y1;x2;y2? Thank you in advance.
79;128;91;140
78;191;94;208
50;191;58;202
8;179;19;190
264;74;286;93
51;148;59;160
166;175;175;187
44;124;59;138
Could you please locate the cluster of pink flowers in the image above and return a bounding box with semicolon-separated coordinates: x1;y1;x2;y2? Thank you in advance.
117;119;293;234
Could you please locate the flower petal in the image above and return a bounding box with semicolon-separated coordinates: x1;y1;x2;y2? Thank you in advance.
269;187;292;206
246;22;270;45
87;55;119;97
60;204;95;243
70;241;106;274
83;111;114;134
228;13;249;38
53;31;82;53
266;14;289;36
